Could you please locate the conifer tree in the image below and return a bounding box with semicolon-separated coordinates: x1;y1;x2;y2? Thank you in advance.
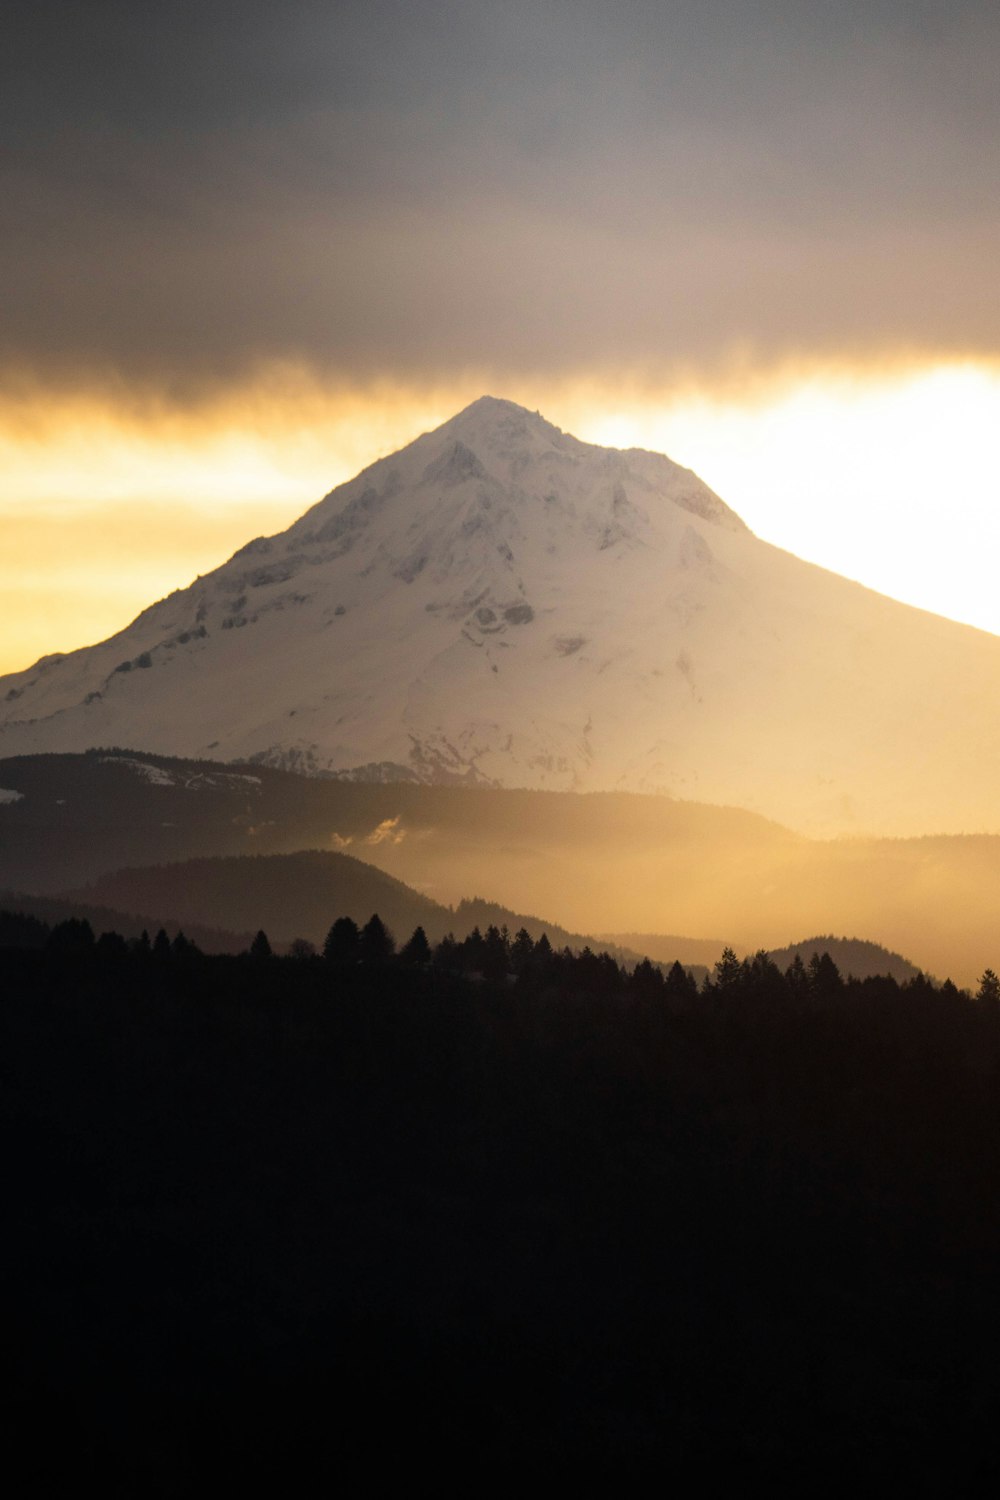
460;926;486;973
976;968;1000;1007
631;956;664;999
483;924;509;979
510;928;535;974
324;916;360;963
432;933;459;969
785;952;809;1002
808;951;843;1002
400;925;431;964
359;913;395;963
250;929;272;962
664;959;698;1005
714;946;742;992
47;918;95;956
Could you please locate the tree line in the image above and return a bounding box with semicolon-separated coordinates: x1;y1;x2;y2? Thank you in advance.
5;902;1000;1485
4;904;998;1006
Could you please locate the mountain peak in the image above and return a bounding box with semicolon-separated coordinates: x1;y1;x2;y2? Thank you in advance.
456;394;535;419
11;397;1000;840
437;394;571;454
451;395;551;428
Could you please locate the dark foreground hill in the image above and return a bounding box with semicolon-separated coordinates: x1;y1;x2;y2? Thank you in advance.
766;934;923;984
3;941;1000;1487
62;851;658;966
0;748;790;895
0;890;254;953
600;932;924;983
66;849;448;950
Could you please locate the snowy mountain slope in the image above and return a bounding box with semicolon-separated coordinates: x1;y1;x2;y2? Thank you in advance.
2;395;999;836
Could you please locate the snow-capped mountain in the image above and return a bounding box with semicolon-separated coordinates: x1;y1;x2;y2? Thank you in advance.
3;395;1000;836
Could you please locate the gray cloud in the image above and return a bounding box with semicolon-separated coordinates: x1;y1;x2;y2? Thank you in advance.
4;1;999;387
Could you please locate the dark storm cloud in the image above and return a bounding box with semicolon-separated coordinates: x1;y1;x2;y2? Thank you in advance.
4;0;999;386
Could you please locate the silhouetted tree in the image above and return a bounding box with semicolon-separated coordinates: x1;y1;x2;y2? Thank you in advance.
714;945;742;993
526;932;555;985
459;926;487;974
432;933;459;970
785;952;809;1002
359;913;394;963
808;951;843;1003
0;911;50;949
510;927;535;974
400;925;431;964
482;924;509;980
289;937;316;961
172;930;198;961
743;950;785;1004
48;918;95;957
250;929;272;962
323;916;360;964
664;959;698;1007
976;968;1000;1007
96;929;128;960
631;957;664;1000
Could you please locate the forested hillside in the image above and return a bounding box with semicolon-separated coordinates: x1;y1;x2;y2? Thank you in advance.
4;920;1000;1484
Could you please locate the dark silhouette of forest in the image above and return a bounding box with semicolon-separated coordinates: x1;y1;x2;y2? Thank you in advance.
4;908;1000;1488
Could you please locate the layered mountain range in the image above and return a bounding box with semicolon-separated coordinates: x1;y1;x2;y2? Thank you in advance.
3;396;998;836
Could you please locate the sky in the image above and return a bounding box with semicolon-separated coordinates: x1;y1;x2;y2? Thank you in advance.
2;0;999;672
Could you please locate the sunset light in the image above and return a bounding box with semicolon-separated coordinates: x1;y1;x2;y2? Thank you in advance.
3;359;998;673
6;3;1000;1477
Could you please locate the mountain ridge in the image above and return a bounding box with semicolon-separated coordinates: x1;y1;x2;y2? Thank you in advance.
3;749;999;984
3;397;1000;836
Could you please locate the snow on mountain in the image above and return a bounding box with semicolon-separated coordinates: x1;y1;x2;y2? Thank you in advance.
2;395;1000;836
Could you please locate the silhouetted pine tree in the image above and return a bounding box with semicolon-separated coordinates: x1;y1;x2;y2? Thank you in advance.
664;959;698;1007
785;952;809;1002
96;930;128;960
808;950;843;1002
323;916;360;963
743;950;785;1004
400;926;431;964
460;926;486;974
432;933;459;970
713;945;742;993
359;914;394;963
250;929;272;962
976;968;1000;1007
482;925;509;980
510;928;535;974
630;957;664;1000
48;918;95;956
172;930;198;961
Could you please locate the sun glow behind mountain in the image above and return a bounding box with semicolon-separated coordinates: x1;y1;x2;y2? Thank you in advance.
1;357;998;674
